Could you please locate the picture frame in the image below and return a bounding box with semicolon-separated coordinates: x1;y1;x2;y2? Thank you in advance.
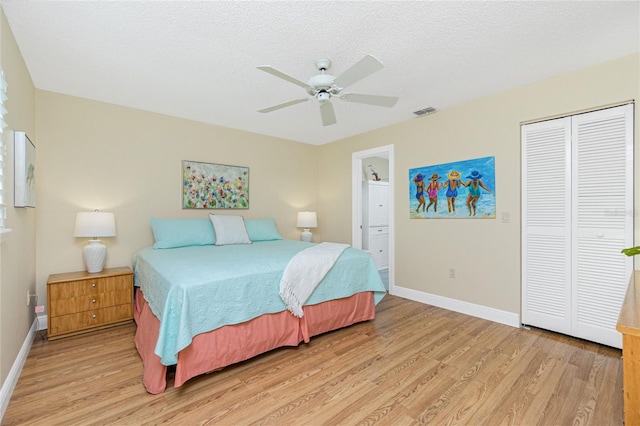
14;131;36;208
409;156;495;219
182;160;249;209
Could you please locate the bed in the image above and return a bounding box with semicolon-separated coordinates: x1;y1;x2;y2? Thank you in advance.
132;217;387;394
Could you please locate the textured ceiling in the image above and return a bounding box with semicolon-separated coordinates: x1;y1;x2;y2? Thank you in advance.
1;1;639;145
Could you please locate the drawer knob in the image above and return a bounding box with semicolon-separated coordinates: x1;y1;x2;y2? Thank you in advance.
92;314;96;318
91;283;96;288
92;298;96;303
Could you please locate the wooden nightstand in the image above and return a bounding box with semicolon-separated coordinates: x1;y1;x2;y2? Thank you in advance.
47;266;133;340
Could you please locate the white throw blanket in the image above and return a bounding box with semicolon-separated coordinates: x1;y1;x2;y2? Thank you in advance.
279;242;350;317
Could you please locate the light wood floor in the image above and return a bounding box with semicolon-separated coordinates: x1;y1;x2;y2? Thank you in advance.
3;295;623;425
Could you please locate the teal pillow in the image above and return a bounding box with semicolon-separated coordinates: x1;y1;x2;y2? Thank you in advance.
245;218;283;242
151;218;215;249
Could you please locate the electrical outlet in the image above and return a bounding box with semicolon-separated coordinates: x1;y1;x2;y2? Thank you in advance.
449;268;456;279
26;291;30;306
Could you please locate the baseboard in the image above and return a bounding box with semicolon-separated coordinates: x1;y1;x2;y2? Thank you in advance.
391;285;521;328
0;317;37;422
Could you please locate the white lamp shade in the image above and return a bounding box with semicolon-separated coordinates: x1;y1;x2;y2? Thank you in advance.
74;211;116;273
74;212;116;238
296;211;317;228
297;211;317;242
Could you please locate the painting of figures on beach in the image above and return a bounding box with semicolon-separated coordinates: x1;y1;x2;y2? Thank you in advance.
409;156;496;219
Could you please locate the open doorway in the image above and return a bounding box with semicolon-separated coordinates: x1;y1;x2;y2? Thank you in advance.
352;145;394;293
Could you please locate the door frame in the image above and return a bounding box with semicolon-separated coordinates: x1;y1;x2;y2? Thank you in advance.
352;144;394;293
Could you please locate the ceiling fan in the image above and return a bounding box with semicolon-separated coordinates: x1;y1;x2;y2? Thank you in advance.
257;54;398;126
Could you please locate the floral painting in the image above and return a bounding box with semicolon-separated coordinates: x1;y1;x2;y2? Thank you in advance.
409;156;495;219
182;161;249;209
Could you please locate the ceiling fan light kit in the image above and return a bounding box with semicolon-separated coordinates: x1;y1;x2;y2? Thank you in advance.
257;54;399;126
317;91;331;104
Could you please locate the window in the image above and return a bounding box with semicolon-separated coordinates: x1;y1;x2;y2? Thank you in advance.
0;69;8;232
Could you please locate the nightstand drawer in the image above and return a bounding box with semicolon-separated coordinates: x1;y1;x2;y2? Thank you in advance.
48;275;131;299
49;290;132;317
49;304;133;336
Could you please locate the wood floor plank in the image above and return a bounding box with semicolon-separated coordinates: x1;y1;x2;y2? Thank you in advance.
418;333;535;424
2;295;623;425
473;333;567;424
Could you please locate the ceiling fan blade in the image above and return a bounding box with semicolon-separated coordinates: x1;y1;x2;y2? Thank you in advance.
257;66;310;89
319;102;337;126
333;54;384;89
342;93;399;108
258;98;308;113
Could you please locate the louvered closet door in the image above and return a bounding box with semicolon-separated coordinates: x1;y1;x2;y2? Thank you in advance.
522;118;572;335
571;105;633;348
522;104;633;349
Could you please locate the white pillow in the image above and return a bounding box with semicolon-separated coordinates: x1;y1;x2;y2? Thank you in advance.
209;214;251;246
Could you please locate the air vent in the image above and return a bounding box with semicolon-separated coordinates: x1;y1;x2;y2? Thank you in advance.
413;107;437;116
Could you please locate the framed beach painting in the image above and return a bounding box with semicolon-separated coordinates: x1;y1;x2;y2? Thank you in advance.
14;131;36;208
409;156;495;219
182;160;249;209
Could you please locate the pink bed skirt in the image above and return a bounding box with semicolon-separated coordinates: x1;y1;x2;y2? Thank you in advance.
134;288;376;394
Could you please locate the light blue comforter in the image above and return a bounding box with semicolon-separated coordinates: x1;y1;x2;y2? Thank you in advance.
133;240;386;365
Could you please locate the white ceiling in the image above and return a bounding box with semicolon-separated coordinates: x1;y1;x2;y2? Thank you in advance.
1;1;639;145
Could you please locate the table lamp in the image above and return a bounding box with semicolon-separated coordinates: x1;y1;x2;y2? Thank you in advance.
74;211;116;273
297;211;317;242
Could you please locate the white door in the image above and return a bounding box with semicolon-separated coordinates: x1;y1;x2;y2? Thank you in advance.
522;117;573;335
571;105;634;347
369;182;389;226
369;227;389;269
522;104;634;348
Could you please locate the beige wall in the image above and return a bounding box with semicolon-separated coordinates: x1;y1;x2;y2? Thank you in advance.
0;10;36;386
34;91;319;301
362;157;389;182
319;53;640;315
